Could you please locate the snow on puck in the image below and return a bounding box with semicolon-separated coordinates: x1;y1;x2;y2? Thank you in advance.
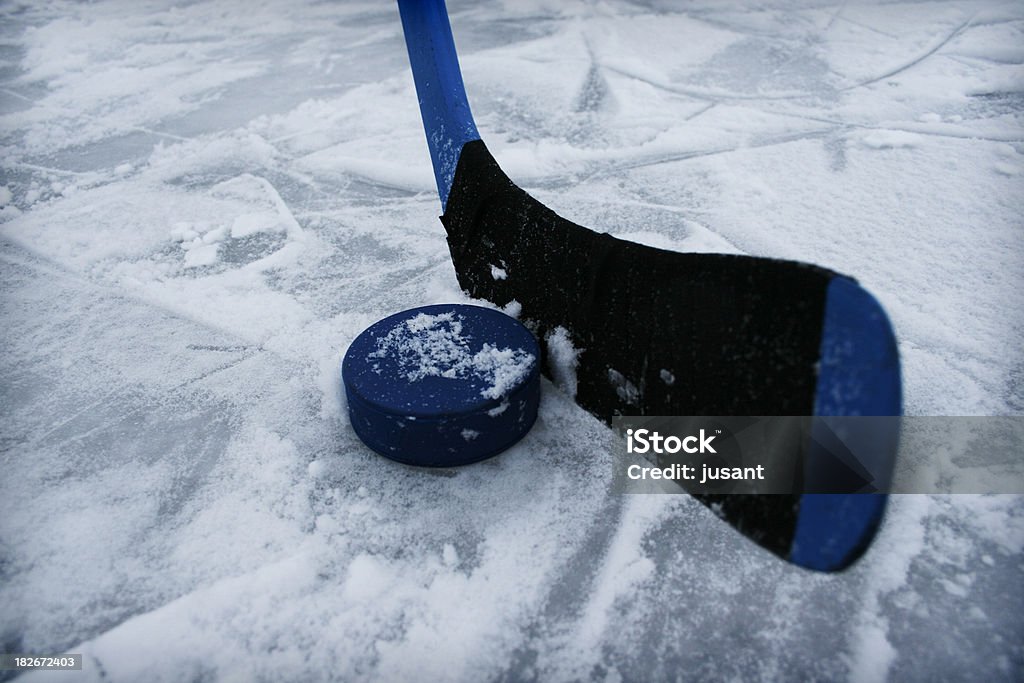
342;304;541;467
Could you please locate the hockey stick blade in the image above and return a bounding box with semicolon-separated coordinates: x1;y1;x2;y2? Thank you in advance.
398;0;902;572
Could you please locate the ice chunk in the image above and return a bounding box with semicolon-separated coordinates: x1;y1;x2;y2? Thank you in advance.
546;326;581;399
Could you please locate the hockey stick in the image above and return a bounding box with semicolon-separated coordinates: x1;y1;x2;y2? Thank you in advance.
397;0;901;571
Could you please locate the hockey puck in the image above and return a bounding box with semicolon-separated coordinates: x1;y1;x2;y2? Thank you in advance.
341;304;541;467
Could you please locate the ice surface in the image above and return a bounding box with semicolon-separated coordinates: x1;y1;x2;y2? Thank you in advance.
1;0;1022;681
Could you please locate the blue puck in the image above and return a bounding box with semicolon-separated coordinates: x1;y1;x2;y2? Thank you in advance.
341;304;541;467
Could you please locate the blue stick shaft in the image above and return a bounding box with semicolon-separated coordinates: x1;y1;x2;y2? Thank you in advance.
397;0;480;210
